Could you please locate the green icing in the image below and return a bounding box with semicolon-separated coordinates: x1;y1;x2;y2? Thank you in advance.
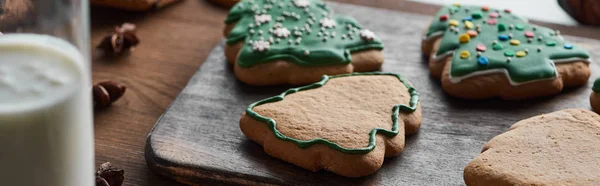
225;0;384;68
426;5;590;83
245;72;420;154
593;78;600;93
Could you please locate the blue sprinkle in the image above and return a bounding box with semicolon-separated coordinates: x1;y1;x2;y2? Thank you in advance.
564;44;573;49
477;56;489;66
498;35;509;41
462;16;473;22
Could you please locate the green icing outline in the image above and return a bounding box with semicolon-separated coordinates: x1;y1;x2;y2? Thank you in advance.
593;78;600;93
425;5;590;84
245;72;420;154
225;0;384;68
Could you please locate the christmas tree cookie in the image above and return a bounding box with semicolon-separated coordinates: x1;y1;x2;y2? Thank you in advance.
591;78;600;112
224;0;384;85
239;72;421;177
464;109;600;185
422;5;591;100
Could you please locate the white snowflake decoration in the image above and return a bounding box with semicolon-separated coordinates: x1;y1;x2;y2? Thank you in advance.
359;29;376;41
320;18;336;28
293;0;311;8
273;27;291;38
254;14;272;24
252;40;270;52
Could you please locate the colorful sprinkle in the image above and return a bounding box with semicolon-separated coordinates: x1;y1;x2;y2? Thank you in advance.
493;43;504;50
482;6;489;12
467;30;478;37
504;50;515;57
459;33;470;43
564;44;573;49
498;35;509;41
546;40;556;46
515;24;525;30
477;56;489;65
489;12;499;18
462;16;473;22
471;12;483;19
497;23;507;32
524;31;535;38
449;20;459;26
510;39;520;46
516;51;527;57
464;21;474;29
460;50;470;59
476;44;486;52
487;18;497;25
439;14;449;21
453;3;460;7
504;9;511;13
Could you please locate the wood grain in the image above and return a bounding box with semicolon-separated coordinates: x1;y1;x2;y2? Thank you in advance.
144;2;600;185
90;0;600;185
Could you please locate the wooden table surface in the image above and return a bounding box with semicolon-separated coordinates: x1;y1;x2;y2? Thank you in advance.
90;0;600;185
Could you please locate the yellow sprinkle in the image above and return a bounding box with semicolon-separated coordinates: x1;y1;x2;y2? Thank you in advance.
510;39;520;46
464;21;474;29
449;20;459;27
459;33;470;43
460;50;470;59
453;3;460;7
516;51;527;57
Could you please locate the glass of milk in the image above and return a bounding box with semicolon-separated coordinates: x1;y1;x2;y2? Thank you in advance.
0;1;94;186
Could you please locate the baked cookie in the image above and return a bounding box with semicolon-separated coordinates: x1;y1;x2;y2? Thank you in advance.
206;0;239;9
240;72;421;177
422;5;591;100
0;0;33;30
90;0;181;11
224;0;384;86
464;109;600;185
591;78;600;112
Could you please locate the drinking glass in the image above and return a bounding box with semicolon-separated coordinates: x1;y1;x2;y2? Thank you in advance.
0;0;94;185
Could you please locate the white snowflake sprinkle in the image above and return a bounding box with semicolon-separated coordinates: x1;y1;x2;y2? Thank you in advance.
252;40;270;52
273;27;291;38
359;29;376;41
254;14;272;24
320;18;336;28
294;0;311;8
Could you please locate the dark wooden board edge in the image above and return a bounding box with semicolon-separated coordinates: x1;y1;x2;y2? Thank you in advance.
145;115;284;186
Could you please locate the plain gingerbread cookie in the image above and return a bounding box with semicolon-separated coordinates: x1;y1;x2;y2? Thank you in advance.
464;109;600;185
224;0;384;86
240;72;421;177
422;5;591;100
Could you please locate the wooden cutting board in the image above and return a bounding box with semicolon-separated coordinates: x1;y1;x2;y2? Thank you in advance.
145;2;600;185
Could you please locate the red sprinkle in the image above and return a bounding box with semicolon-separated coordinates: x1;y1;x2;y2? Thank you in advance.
524;31;535;38
439;14;449;21
489;12;499;18
504;9;511;13
476;44;486;52
487;18;497;25
467;30;478;37
482;6;489;11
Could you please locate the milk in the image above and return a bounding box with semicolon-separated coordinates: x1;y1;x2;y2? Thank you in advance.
0;34;94;186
